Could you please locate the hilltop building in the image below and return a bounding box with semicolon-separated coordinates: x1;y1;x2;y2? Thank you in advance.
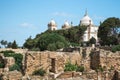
47;10;99;42
48;19;57;31
80;10;98;42
62;21;71;29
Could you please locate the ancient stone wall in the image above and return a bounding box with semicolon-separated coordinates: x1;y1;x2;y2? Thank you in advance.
2;71;22;80
0;48;27;54
90;50;100;70
25;51;82;75
0;48;120;80
89;48;120;70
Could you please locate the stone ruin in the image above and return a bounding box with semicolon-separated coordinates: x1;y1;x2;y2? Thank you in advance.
0;53;15;72
24;50;82;75
0;47;120;80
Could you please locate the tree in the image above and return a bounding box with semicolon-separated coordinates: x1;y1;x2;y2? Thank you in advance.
0;40;7;48
98;17;120;45
1;50;23;71
11;40;18;49
89;37;96;44
47;43;57;51
23;36;35;49
23;25;87;50
37;33;69;51
7;42;12;48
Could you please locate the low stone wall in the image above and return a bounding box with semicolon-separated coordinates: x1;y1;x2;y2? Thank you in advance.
0;47;120;80
2;71;22;80
57;71;81;79
25;51;82;75
0;48;27;54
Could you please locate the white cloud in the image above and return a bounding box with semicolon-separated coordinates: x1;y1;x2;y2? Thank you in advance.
92;15;105;21
20;22;37;29
52;12;75;17
20;22;33;27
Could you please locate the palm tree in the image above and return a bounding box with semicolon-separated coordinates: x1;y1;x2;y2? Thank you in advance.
0;40;7;48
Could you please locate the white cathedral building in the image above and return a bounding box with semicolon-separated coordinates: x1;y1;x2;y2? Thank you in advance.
47;11;99;42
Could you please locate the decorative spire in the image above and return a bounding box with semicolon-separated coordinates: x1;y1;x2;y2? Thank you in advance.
84;9;88;16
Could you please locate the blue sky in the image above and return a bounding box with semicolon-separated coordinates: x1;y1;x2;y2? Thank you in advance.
0;0;120;46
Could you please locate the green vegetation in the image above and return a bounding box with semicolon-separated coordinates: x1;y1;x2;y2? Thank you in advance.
32;68;46;76
64;62;77;71
24;25;87;51
64;62;84;72
0;50;15;53
0;60;5;68
0;40;18;48
11;40;18;49
97;66;104;72
37;33;69;51
0;50;23;71
112;44;120;52
108;65;114;71
0;40;7;48
89;37;96;45
9;64;20;71
98;17;120;46
24;33;69;51
54;25;87;44
76;66;84;72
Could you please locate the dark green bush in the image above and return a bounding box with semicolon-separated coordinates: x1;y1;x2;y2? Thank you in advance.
76;66;84;72
0;58;5;68
31;48;40;51
37;33;69;51
0;50;15;53
89;37;96;44
70;42;79;47
24;25;87;50
32;68;46;76
98;66;104;72
0;63;5;68
47;43;57;51
9;64;20;71
64;62;77;71
0;50;23;71
112;45;120;52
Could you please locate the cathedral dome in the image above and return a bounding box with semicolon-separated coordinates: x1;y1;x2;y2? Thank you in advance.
80;11;93;26
48;19;56;26
62;21;71;29
64;21;70;27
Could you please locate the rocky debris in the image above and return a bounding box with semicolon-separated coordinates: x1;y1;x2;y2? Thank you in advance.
2;70;22;80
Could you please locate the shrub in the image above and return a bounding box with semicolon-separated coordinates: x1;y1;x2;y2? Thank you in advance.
32;68;46;76
0;63;5;68
89;37;96;44
0;57;5;68
47;43;57;51
0;50;15;53
37;33;69;51
31;48;40;51
70;42;79;47
9;64;20;71
98;66;104;72
56;41;64;49
64;62;77;71
112;45;120;52
76;66;84;72
0;50;23;71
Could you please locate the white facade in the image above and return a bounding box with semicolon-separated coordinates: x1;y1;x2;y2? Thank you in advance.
47;11;99;42
48;19;57;31
80;11;98;42
62;21;71;29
